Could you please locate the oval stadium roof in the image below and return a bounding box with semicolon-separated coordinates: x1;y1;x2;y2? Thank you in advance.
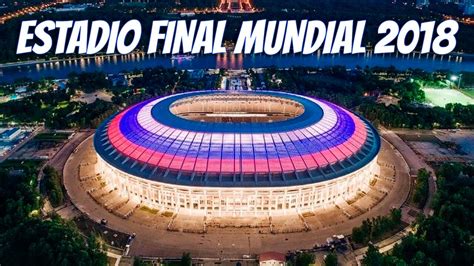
94;90;380;188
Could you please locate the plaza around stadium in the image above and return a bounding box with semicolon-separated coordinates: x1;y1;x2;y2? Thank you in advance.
64;90;410;256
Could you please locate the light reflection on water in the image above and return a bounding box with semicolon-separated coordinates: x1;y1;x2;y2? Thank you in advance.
0;51;473;82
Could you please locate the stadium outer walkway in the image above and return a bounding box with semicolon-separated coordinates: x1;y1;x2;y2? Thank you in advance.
379;128;436;216
352;128;437;264
62;133;412;259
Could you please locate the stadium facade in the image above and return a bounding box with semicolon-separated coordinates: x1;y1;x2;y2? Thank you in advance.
94;91;380;217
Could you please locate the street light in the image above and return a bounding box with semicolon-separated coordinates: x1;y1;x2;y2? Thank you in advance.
450;74;462;88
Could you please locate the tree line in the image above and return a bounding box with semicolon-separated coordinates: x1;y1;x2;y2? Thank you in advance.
352;208;403;245
361;163;474;266
0;160;107;265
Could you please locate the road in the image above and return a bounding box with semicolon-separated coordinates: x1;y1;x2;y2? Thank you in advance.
380;128;436;216
48;130;94;172
37;130;93;214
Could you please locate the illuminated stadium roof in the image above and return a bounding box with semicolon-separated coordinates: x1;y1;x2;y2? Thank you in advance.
94;91;380;187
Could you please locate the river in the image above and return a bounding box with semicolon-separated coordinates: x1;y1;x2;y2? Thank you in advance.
0;52;473;82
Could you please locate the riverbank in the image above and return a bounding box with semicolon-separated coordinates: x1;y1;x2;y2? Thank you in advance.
1;51;473;83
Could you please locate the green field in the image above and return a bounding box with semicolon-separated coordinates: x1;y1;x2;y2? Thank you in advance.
422;88;474;107
34;132;71;141
460;88;474;99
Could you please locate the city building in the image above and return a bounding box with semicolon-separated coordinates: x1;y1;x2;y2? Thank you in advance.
0;128;22;142
94;91;380;217
259;252;286;266
0;127;24;157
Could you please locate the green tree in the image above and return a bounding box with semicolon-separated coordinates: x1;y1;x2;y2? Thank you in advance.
362;244;384;266
413;169;430;208
67;72;110;94
389;208;402;225
42;166;64;207
351;209;402;245
0;162;41;230
295;252;315;266
134;257;152;266
324;252;338;266
371;163;474;266
180;252;191;266
0;218;107;266
0;161;107;266
352;226;366;244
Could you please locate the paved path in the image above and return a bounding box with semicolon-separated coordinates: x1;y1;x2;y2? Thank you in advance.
353;226;413;263
380;129;436;215
48;130;94;172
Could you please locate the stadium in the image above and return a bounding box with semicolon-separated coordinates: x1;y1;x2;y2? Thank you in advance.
94;91;380;217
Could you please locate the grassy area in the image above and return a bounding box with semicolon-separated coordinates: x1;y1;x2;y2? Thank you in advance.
73;215;131;249
140;205;159;215
0;159;45;170
161;211;174;217
460;88;474;99
351;221;409;249
422;88;474;107
53;101;70;110
397;133;441;144
34;132;71;141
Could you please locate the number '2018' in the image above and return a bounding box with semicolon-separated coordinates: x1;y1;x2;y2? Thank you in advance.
374;20;458;55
